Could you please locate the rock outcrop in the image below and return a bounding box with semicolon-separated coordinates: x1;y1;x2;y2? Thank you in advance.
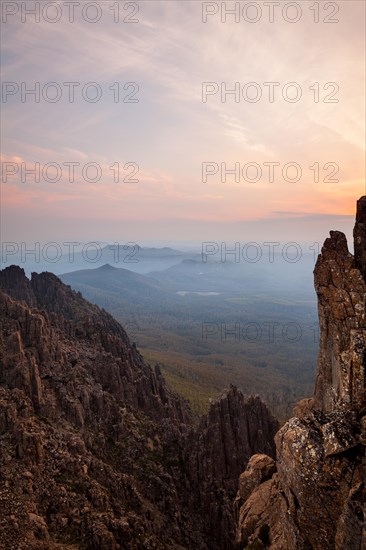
0;266;277;549
187;388;278;549
236;197;366;549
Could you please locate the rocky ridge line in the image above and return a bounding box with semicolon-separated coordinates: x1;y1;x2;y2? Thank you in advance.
0;265;278;549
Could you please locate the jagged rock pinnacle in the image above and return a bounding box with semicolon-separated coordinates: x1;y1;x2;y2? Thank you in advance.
354;195;366;281
236;197;366;550
313;198;366;413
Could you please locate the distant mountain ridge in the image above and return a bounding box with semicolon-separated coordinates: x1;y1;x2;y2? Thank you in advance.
1;244;199;276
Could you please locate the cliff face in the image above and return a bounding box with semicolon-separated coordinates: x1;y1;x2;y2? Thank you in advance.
236;197;366;549
0;266;278;549
313;227;366;413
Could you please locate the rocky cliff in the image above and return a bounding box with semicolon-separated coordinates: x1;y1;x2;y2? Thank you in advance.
187;388;278;549
236;197;366;549
0;265;278;549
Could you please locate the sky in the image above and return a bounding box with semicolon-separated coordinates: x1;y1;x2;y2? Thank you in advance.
1;0;365;247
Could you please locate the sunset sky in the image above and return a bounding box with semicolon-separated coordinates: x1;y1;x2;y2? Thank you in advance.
1;0;365;245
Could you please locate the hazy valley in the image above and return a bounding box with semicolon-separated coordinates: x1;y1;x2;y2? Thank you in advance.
50;246;321;419
2;244;319;419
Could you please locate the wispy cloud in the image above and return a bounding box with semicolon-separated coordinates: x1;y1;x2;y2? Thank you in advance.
1;0;365;241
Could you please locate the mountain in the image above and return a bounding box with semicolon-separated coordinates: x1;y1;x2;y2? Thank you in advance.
235;197;366;549
1;196;363;548
98;245;200;275
60;263;171;307
0;265;278;549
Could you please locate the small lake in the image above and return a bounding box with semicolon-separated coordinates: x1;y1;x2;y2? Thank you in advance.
176;291;220;296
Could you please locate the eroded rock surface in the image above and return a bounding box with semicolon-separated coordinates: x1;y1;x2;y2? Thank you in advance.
236;197;366;549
